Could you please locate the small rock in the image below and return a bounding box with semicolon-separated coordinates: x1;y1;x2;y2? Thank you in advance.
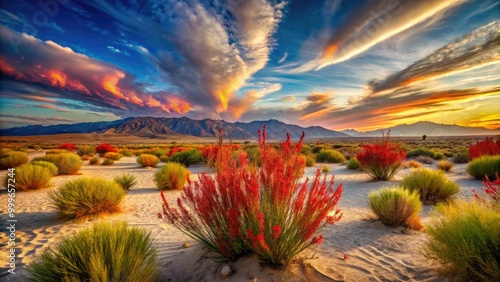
221;265;232;279
183;243;190;248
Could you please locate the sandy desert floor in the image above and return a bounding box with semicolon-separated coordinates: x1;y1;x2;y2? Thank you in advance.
0;152;482;281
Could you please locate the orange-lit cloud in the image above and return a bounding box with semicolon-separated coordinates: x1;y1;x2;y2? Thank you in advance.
0;26;191;116
288;0;463;73
369;21;500;93
228;83;281;119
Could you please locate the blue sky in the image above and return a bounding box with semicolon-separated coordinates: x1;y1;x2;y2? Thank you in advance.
0;0;499;131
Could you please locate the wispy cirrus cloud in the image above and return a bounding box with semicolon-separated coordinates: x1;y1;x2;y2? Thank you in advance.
0;114;74;123
0;26;191;116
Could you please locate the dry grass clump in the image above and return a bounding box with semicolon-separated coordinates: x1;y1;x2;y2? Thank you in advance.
436;160;454;172
423;201;500;281
49;177;125;219
402;160;422;169
401;168;459;204
154;162;188;190
4;164;52;191
305;156;316;167
0;151;29;170
452;150;469;164
101;159;115;166
137;154;160;167
89;157;100;165
76;145;95;157
114;174;137;190
416;155;434;164
28;221;159;281
368;187;422;229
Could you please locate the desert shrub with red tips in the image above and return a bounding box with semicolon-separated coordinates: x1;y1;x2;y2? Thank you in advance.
58;143;76;151
95;143;118;156
469;137;500;160
160;126;343;265
356;131;406;180
474;174;500;211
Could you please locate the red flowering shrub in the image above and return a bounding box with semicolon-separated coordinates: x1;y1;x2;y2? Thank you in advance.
159;126;343;265
58;143;77;151
473;174;500;210
469;137;500;160
167;147;189;157
356;131;406;180
95;143;118;156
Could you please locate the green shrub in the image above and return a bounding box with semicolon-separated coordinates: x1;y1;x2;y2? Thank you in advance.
76;145;95;157
0;151;29;170
452;150;469;164
32;153;83;175
31;161;58;176
436;160;454;172
152;149;168;158
168;149;202;167
137;154;160;167
423;201;500;281
4;164;52;191
160;155;169;163
407;148;434;158
401;168;459;204
28;221;159;281
154;163;188;190
312;145;325;154
432;151;445;160
316;149;346;163
301;145;312;155
368;187;422;228
49;178;125;219
305;156;316;167
101;159;115;166
89;157;100;165
103;152;123;160
346;157;360;170
114;174;137;190
121;150;133;157
467;155;500;180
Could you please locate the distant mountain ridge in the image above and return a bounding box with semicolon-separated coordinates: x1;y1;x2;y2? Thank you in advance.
0;116;348;139
342;121;499;137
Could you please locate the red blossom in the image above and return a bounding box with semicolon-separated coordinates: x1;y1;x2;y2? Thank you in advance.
272;226;282;239
311;235;323;244
343;253;349;260
95;143;118;155
469;137;500;160
58;143;76;151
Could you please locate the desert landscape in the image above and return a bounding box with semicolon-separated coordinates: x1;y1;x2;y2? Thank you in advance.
1;132;499;281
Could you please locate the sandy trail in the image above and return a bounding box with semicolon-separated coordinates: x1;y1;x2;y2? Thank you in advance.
0;155;478;281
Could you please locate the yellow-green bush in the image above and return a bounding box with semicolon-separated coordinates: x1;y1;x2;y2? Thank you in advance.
154;163;188;190
101;159;115;166
49;178;125;219
0;151;29;170
114;174;137;190
4;164;52;191
30;161;58;176
305;156;316;167
103;152;123;160
346;157;360;170
401;168;459;204
316;149;346;163
368;187;422;228
423;201;500;281
28;221;159;281
89;157;100;165
137;154;160;167
467;155;500;180
32;153;83;175
76;145;95;157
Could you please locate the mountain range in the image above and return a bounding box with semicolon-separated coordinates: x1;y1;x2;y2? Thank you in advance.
341;121;499;137
1;118;498;139
0;116;348;139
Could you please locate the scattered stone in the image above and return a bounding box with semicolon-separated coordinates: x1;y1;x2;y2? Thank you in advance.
221;265;232;279
183;243;190;248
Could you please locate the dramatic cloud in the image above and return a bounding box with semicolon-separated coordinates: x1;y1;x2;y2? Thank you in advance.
0;114;74;123
0;26;190;115
369;21;500;93
288;0;463;73
228;83;282;119
86;0;285;117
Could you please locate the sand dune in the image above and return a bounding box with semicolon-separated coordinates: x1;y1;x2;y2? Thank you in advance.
0;155;479;281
